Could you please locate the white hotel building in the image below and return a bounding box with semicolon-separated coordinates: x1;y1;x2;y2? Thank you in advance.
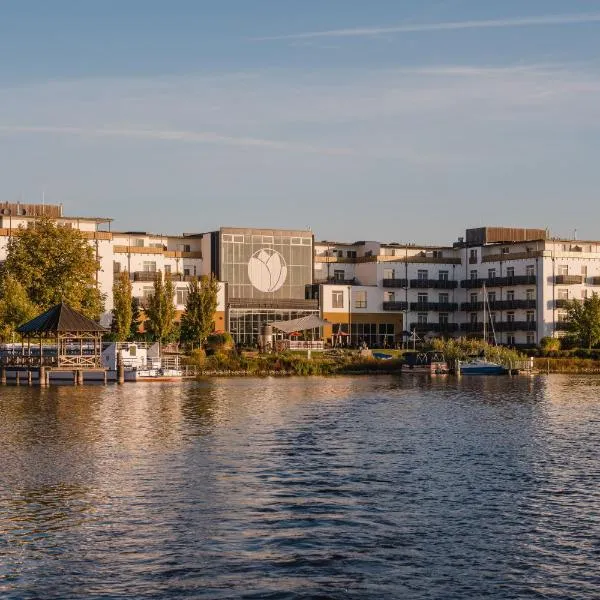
0;201;598;347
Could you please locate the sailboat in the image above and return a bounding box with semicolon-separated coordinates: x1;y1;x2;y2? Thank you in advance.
459;284;509;375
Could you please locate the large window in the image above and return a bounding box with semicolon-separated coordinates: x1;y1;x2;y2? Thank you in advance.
143;261;157;272
332;290;344;308
439;270;449;281
417;269;428;280
383;268;395;280
526;265;535;276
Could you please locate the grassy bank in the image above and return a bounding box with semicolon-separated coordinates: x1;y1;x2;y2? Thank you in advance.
533;357;600;374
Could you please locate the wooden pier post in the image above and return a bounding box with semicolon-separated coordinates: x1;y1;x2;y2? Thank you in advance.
27;370;33;385
76;370;84;385
1;367;6;385
39;366;46;386
117;356;125;385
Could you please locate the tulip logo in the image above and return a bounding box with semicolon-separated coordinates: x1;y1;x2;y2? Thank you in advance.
248;248;288;293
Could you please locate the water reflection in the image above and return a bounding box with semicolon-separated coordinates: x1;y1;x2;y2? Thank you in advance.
1;375;599;598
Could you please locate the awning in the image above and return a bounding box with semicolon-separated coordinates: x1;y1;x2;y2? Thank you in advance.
270;314;331;334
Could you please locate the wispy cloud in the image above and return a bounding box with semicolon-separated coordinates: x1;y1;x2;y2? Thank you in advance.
0;125;353;156
253;12;600;41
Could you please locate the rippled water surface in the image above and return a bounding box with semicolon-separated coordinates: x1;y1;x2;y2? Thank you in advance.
1;375;600;599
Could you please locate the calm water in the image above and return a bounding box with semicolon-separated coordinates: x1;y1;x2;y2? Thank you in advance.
1;375;600;599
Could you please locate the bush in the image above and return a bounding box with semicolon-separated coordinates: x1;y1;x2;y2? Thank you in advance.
205;332;235;354
540;337;561;355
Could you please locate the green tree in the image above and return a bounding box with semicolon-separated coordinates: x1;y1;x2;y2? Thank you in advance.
2;217;104;318
111;271;133;341
130;296;142;339
145;272;175;342
0;275;39;341
566;293;600;349
180;275;219;347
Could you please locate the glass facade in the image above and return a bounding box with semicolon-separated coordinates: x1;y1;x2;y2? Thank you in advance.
220;230;313;300
229;308;320;346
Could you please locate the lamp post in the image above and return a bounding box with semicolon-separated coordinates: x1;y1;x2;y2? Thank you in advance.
347;285;351;347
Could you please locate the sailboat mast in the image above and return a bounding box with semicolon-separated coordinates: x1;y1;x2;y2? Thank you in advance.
483;283;486;343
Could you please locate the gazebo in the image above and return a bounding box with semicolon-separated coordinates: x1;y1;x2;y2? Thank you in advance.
270;314;330;351
14;302;108;369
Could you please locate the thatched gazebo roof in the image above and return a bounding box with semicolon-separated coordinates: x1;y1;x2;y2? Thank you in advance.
17;302;107;335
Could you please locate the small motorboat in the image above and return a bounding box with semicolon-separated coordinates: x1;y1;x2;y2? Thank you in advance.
459;358;508;375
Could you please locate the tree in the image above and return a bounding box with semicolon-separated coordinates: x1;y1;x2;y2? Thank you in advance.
111;271;133;341
145;272;175;342
2;217;104;318
566;293;600;349
180;275;219;347
130;297;142;339
0;275;39;341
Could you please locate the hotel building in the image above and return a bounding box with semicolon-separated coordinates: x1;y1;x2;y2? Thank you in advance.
1;201;599;347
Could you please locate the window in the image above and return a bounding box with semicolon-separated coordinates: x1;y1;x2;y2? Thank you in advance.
507;334;515;345
557;288;569;300
506;290;515;301
417;313;428;324
558;265;568;276
470;312;478;323
333;269;345;282
488;291;496;303
176;288;188;305
526;265;535;276
336;250;343;258
164;264;171;274
470;269;478;280
383;268;395;280
581;289;588;300
332;290;344;308
506;267;515;278
470;293;478;303
439;313;449;325
417;293;428;304
557;310;568;322
507;311;515;322
354;290;367;309
581;265;588;277
347;250;357;258
526;310;535;322
432;250;443;258
142;261;156;272
501;247;510;255
526;289;535;300
488;268;496;279
417;269;428;280
184;268;190;276
469;249;477;263
384;291;395;302
134;238;145;247
150;242;163;249
113;261;121;273
439;293;449;304
490;312;497;323
439;270;449;281
142;286;154;298
526;332;535;345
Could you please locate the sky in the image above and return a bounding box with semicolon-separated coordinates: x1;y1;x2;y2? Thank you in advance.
1;0;600;243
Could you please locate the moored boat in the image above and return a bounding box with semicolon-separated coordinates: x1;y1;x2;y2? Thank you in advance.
458;359;508;375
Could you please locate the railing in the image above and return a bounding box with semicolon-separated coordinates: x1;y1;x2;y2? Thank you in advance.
382;278;408;288
228;298;320;309
409;322;459;333
461;275;537;288
589;277;600;286
409;302;458;311
460;322;485;332
409;279;458;289
554;298;573;308
382;301;409;311
284;340;325;351
554;275;583;285
555;321;571;331
461;299;537;310
494;321;537;332
315;277;357;285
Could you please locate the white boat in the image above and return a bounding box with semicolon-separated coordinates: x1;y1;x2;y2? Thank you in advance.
102;342;183;381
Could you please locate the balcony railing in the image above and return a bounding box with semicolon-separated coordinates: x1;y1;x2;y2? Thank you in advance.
409;302;458;311
382;301;409;311
554;275;583;285
555;321;571;331
461;299;536;310
494;321;537;332
409;322;459;333
554;298;573;308
461;275;537;288
589;277;600;286
132;271;198;282
409;279;458;289
460;322;485;332
316;277;357;285
382;278;408;288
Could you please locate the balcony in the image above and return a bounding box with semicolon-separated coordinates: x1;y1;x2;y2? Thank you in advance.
555;298;572;308
555;321;571;331
409;322;459;333
589;277;600;286
461;302;484;311
409;302;458;311
461;275;537;288
132;271;198;282
554;275;583;285
382;278;408;288
382;301;409;311
461;299;536;310
495;321;537;332
316;277;358;285
460;322;485;332
409;279;458;289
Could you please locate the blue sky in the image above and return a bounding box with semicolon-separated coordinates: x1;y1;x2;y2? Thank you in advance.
1;0;600;242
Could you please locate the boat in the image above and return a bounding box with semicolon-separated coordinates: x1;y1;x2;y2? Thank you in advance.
102;342;183;382
458;358;508;375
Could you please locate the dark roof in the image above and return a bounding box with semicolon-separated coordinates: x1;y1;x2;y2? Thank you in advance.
17;303;107;334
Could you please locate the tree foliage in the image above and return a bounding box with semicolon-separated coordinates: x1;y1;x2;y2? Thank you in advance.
180;275;219;346
2;217;104;318
0;275;39;341
111;271;133;341
130;297;142;339
566;293;600;349
145;272;175;342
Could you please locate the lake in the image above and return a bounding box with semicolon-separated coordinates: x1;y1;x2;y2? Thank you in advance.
1;375;599;599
